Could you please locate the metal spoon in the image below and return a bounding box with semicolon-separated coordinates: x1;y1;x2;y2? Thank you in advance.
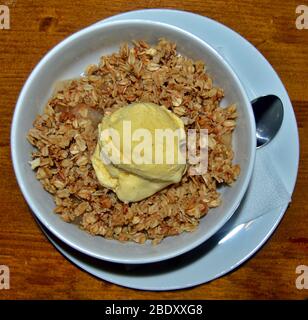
251;94;284;148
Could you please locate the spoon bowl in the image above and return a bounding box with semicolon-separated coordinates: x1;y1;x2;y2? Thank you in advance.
251;95;284;148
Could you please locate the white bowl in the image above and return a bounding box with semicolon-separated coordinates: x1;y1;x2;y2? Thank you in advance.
11;20;256;264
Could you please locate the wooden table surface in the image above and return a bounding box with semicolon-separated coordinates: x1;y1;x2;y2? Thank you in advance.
0;0;307;299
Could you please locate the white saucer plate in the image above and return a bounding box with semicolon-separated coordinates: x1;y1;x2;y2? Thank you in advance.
38;9;299;291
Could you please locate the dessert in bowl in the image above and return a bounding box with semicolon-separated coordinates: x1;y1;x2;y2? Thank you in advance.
11;20;256;264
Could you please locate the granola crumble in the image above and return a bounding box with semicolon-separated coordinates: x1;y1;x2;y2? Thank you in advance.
27;39;240;244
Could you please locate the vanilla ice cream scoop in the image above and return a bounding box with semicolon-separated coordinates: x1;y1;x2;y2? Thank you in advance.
91;102;187;202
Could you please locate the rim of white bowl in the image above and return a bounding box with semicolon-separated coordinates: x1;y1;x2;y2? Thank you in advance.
11;19;256;264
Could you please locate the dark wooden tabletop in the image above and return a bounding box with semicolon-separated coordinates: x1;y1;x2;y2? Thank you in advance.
0;0;307;299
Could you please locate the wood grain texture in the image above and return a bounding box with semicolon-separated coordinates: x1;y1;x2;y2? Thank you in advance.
0;0;307;299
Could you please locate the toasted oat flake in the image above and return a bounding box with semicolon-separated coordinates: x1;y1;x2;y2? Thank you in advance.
29;158;40;169
27;39;240;245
